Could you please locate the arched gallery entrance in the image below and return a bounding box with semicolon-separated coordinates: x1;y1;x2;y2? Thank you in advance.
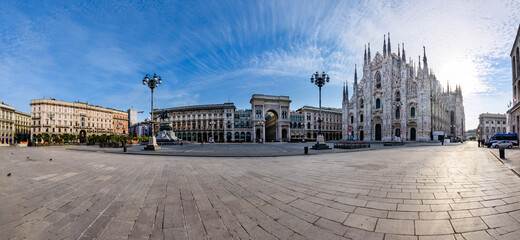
265;110;277;142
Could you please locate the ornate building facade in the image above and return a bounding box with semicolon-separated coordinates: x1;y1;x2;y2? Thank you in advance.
342;34;465;141
30;98;128;142
153;94;342;142
477;113;507;141
0;102;30;145
290;106;342;141
507;24;520;134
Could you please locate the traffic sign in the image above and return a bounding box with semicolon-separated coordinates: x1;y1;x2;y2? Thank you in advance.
348;126;352;130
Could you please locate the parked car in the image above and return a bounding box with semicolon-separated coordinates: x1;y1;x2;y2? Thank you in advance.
492;140;513;149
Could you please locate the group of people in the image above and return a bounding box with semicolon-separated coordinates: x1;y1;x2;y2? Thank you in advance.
477;139;487;147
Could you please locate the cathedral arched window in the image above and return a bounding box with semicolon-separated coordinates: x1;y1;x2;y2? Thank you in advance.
395;107;400;119
307;122;311;129
411;107;416;118
485;127;489;133
514;56;517;79
376;99;381;109
375;71;382;88
360;114;364;123
517;47;520;75
360;98;364;108
350;115;354;124
395;91;401;102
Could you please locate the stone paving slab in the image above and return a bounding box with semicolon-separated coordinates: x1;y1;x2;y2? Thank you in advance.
489;147;520;177
1;141;520;239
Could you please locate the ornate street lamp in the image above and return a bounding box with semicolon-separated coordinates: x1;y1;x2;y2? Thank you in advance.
142;73;162;151
310;71;330;150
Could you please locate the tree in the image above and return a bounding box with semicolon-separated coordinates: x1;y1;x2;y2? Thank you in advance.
42;133;50;143
35;134;42;143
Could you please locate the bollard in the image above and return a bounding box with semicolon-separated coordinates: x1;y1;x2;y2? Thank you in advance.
499;147;505;159
304;146;308;155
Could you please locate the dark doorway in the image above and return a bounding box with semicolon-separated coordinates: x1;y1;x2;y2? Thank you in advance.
360;130;364;141
410;128;416;141
375;124;382;141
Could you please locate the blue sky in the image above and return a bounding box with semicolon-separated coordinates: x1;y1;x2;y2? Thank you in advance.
1;0;519;129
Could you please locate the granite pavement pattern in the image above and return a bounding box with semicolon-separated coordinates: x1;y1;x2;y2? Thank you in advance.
1;142;520;239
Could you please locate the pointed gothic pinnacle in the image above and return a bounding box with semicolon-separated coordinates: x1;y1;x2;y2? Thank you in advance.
368;43;371;60
364;44;367;61
423;46;427;62
402;43;406;61
354;64;357;81
398;43;400;58
383;35;387;57
387;32;391;55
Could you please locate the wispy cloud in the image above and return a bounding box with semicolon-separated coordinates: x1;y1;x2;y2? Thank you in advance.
0;0;518;128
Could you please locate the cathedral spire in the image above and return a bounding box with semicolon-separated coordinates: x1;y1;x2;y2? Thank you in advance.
343;82;345;98
447;80;450;93
364;44;367;64
398;43;400;58
354;64;358;82
368;43;371;61
354;64;358;93
383;35;387;57
387;32;391;56
418;55;421;69
402;43;406;62
345;79;349;101
423;46;428;70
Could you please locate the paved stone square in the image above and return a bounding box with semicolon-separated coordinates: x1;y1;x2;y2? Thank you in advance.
1;142;520;239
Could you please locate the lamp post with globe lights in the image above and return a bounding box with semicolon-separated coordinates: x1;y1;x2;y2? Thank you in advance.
310;71;331;150
142;73;162;151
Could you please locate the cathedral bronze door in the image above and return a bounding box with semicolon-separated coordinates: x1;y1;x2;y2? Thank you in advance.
375;124;382;141
410;128;416;141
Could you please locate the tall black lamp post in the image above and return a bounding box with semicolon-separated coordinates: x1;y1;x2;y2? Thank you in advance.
310;71;331;150
143;73;162;151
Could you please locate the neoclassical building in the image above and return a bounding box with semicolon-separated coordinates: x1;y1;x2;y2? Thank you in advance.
290;106;342;141
507;24;520;134
342;34;465;141
477;113;507;141
153;94;342;142
30;98;128;142
0;102;30;145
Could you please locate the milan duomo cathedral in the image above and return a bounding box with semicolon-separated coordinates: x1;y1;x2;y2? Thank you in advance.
341;33;465;141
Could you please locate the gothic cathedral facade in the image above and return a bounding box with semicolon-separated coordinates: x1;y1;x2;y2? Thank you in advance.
342;33;465;141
